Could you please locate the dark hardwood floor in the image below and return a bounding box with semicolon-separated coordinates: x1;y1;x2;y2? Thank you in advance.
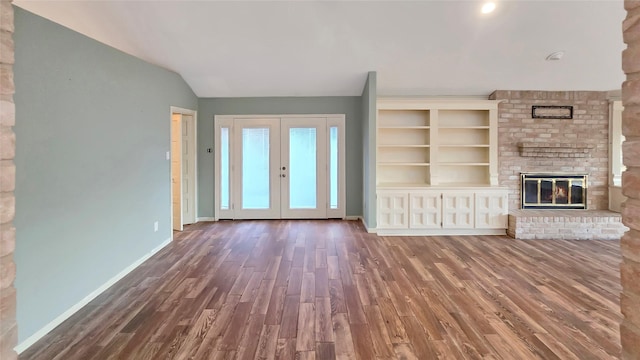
21;220;622;359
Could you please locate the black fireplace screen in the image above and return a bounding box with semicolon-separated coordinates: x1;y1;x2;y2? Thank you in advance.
521;174;587;209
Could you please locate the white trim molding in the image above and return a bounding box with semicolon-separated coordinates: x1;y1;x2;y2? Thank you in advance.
609;100;626;212
346;216;377;233
169;106;198;231
197;217;216;222
610;100;624;187
15;238;172;354
376;229;506;236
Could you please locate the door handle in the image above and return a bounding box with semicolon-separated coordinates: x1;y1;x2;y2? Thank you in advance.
281;174;286;178
282;166;286;170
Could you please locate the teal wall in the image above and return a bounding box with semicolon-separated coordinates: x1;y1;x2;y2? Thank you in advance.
197;97;363;218
361;72;377;229
13;8;198;343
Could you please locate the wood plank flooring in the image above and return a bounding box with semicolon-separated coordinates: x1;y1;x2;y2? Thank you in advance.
21;220;622;359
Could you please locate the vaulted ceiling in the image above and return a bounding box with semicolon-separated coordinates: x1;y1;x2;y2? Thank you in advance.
14;1;626;98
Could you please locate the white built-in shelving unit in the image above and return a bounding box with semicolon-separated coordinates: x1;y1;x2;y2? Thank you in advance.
376;98;508;235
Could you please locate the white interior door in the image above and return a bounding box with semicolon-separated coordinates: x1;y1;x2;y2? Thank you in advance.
181;114;196;225
233;119;281;219
280;118;327;219
171;114;183;231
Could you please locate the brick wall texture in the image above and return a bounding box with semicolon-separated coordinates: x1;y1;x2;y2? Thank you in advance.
622;1;640;359
0;1;16;359
489;90;609;211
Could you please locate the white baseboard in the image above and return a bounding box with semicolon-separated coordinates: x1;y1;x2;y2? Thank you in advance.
197;217;216;222
361;218;377;233
344;216;360;221
15;237;172;354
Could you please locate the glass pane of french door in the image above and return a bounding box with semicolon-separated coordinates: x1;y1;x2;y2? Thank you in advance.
281;118;327;219
220;127;230;210
329;126;338;209
289;128;317;209
242;128;270;209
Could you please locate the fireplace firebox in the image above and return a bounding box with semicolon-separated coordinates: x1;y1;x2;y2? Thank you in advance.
521;173;587;209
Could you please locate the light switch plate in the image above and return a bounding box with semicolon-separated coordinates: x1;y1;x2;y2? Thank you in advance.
166;151;170;160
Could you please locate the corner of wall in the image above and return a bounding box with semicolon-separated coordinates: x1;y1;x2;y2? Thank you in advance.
0;1;17;359
362;71;377;229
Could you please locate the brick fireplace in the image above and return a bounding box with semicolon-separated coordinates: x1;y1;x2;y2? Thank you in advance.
490;90;628;241
490;90;610;211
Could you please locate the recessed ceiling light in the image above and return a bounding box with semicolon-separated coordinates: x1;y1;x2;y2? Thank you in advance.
481;2;496;14
546;51;565;61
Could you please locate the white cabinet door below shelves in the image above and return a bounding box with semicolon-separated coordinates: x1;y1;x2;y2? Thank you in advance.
442;192;475;228
377;192;409;229
409;192;441;228
475;191;508;229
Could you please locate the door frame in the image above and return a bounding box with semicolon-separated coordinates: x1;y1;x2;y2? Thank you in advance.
169;106;198;236
214;114;346;221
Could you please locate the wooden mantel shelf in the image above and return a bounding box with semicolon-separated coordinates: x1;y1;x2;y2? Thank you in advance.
518;142;594;158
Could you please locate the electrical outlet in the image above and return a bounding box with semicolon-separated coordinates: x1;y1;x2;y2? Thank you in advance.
154;221;159;232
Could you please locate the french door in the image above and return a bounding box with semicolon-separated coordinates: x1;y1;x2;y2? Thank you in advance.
215;115;345;220
233;118;281;219
280;118;328;218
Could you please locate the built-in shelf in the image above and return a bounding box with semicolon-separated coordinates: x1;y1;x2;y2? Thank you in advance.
378;126;430;129
377;182;435;189
439;144;489;148
376;97;500;188
375;98;506;236
379;145;431;148
439;126;490;129
439;162;490;166
378;162;430;166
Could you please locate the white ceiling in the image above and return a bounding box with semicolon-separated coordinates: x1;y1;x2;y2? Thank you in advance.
14;0;626;98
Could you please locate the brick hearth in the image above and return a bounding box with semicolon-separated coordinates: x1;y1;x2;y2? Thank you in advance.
508;209;628;240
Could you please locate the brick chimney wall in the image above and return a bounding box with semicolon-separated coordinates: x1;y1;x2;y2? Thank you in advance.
489;90;609;211
0;1;17;359
621;1;640;359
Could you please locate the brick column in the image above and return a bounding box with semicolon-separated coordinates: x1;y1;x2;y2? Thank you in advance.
0;0;16;359
622;1;640;359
